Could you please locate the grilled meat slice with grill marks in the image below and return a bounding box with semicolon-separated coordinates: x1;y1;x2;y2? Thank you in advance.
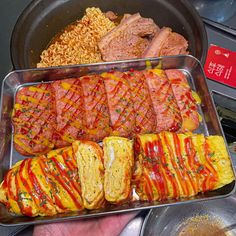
144;69;182;133
165;69;200;132
52;78;86;148
101;71;135;137
12;84;56;156
80;75;111;141
125;70;156;134
12;69;203;157
99;13;159;61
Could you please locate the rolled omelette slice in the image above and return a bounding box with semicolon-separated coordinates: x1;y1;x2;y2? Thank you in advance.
72;140;105;210
205;136;235;190
0;146;84;217
133;132;235;201
103;136;134;204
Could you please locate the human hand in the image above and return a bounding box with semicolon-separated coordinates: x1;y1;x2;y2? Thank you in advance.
33;211;139;236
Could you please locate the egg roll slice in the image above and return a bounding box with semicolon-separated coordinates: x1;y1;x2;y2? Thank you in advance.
161;132;197;197
133;134;166;201
0;157;55;217
0;147;84;217
0;161;23;215
133;132;235;201
45;147;84;213
205;136;234;190
72;140;105;210
134;133;187;201
191;134;218;192
103;136;134;204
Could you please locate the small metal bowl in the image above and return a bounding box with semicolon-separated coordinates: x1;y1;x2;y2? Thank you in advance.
141;195;236;236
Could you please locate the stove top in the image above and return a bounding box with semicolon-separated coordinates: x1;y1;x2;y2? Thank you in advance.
0;1;236;235
190;0;236;28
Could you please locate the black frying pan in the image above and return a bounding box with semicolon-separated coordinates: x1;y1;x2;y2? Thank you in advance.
10;0;208;69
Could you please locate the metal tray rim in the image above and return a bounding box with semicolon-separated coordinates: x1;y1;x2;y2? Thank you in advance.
0;54;235;226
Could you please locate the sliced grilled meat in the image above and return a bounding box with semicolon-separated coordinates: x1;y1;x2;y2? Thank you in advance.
12;84;56;156
52;78;85;147
101;71;135;137
80;75;111;141
99;13;159;61
142;27;172;58
144;69;182;132
125;70;156;134
165;69;200;132
142;28;188;58
160;32;188;56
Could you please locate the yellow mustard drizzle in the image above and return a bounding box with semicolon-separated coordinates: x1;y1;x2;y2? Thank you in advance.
13;109;52;123
101;73;130;87
192;91;201;104
13;137;36;155
145;60;152;69
29;86;50;93
149;68;165;76
19;95;48;106
154;61;162;69
61;82;72;90
61;97;82;110
198;113;203;122
59;114;84;130
14;134;54;148
61;82;81;94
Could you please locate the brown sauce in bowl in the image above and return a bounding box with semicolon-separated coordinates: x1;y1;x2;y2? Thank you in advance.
177;215;230;236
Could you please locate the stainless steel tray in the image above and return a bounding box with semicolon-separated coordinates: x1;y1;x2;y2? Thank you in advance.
0;55;235;226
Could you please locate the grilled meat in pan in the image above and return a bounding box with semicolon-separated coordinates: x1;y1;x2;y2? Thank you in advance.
98;13;159;61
